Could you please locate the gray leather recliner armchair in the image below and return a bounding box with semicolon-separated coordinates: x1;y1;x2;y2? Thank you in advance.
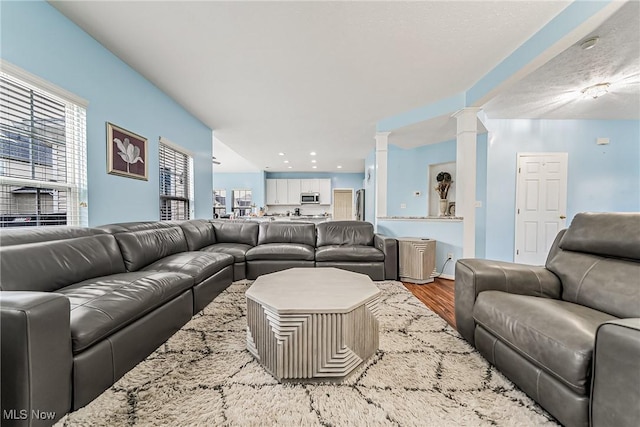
455;212;640;427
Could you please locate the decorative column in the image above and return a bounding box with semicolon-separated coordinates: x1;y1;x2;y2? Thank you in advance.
452;108;479;259
374;132;390;221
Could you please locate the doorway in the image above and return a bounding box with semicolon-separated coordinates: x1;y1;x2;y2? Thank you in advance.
514;153;568;265
333;189;354;220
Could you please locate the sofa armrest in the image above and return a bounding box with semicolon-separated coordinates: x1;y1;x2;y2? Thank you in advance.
591;318;640;427
454;259;561;346
1;291;72;426
374;234;398;280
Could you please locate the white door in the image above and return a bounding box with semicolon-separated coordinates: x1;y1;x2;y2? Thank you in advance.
332;189;353;220
515;153;568;265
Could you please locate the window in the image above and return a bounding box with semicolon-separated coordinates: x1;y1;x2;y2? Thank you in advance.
213;189;226;218
232;189;252;217
159;138;193;220
0;63;87;227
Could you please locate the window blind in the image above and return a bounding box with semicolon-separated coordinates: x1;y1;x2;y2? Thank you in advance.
0;71;87;227
159;139;193;220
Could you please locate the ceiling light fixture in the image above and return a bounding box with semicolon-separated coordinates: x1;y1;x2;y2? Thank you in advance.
311;160;316;163
581;82;610;99
310;152;316;156
278;152;285;156
284;160;289;163
580;36;599;50
288;166;292;169
312;166;317;169
337;165;342;169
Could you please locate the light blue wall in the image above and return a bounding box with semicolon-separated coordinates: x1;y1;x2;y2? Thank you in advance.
1;1;213;226
265;172;365;194
214;172;266;212
485;119;640;261
387;140;457;216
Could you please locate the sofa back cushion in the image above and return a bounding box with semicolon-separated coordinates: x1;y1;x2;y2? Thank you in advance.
257;221;316;246
559;212;640;260
0;233;126;292
179;219;216;250
546;212;640;318
114;226;188;271
316;221;374;247
0;226;103;246
212;220;259;246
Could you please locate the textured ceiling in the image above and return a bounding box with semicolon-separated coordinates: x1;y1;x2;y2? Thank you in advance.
484;1;640;120
47;1;634;172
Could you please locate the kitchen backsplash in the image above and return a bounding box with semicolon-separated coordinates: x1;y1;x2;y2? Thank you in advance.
265;205;330;216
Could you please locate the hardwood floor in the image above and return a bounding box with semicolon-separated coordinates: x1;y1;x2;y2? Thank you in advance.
403;278;456;329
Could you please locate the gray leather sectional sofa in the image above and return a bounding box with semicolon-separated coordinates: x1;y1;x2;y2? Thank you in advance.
455;212;640;427
0;219;396;426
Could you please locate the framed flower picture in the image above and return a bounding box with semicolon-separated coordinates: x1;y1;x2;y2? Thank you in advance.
106;122;148;180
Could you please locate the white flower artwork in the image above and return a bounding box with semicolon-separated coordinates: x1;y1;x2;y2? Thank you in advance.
113;137;144;173
107;122;148;180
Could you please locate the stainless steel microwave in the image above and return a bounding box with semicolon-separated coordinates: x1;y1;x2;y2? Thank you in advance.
300;192;320;204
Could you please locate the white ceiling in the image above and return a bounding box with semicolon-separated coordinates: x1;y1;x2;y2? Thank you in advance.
49;1;637;173
484;0;640;120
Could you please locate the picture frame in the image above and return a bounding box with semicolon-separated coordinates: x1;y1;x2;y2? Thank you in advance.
106;122;148;180
447;202;456;217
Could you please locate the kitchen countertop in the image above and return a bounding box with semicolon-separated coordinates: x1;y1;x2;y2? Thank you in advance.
377;216;463;221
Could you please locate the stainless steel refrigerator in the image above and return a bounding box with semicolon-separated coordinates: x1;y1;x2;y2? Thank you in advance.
355;189;365;221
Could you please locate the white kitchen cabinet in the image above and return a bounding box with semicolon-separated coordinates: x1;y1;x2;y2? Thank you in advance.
266;179;288;205
266;179;277;205
287;179;301;204
319;179;331;205
300;179;320;193
268;178;331;206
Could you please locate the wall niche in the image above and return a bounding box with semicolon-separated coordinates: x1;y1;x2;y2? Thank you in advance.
428;161;456;216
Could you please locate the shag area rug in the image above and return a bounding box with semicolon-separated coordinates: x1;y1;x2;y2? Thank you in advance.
56;281;558;426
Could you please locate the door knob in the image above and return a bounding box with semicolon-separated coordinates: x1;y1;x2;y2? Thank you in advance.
560;215;566;219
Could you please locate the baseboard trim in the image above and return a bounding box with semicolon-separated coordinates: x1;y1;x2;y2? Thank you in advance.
436;273;455;280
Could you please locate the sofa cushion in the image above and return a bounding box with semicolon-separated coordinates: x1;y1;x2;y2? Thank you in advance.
473;291;617;395
179;219;216;251
0;234;126;292
316;221;374;247
212;220;259;246
114;227;188;271
559;212;640;261
142;251;234;284
245;243;315;261
57;271;194;353
0;225;105;246
257;221;316;246
315;245;384;262
201;243;253;262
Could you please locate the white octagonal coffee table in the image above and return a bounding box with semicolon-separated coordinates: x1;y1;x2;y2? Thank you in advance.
246;267;381;381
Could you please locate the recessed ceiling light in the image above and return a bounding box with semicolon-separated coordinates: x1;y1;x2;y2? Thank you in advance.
310;152;316;156
284;160;289;163
311;160;316;163
337;165;342;169
580;36;599;50
312;166;317;169
581;82;610;99
288;166;292;169
278;152;285;156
